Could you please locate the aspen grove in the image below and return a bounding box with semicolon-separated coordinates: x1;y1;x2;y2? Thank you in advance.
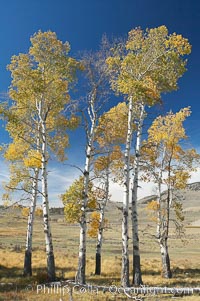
1;26;199;289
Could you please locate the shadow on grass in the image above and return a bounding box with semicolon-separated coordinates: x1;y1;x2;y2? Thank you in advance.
141;264;200;277
1;264;200;291
173;267;200;278
141;269;161;276
0;265;76;288
0;264;23;279
171;267;200;286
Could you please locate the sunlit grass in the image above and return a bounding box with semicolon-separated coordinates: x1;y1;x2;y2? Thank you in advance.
0;204;200;300
0;248;200;300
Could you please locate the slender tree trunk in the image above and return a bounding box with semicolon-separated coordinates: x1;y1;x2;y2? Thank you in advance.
157;184;172;278
39;108;56;281
156;181;162;239
131;103;145;286
95;209;105;276
42;123;55;281
121;97;133;287
157;161;172;278
23;168;39;276
76;127;94;284
160;165;172;278
95;167;109;275
155;149;172;278
77;219;86;284
159;236;172;278
76;91;96;284
160;179;172;278
95;214;103;276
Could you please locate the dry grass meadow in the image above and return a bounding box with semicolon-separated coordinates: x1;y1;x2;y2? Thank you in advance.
0;192;200;300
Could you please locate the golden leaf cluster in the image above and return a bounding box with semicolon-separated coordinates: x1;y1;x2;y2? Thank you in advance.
88;212;108;238
88;212;100;238
106;25;191;106
96;102;128;147
62;176;97;224
23;150;42;168
145;200;159;223
35;207;43;217
21;207;30;217
5;141;29;161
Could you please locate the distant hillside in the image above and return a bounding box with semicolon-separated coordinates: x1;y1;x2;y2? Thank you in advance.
139;182;200;206
138;195;157;205
187;182;200;191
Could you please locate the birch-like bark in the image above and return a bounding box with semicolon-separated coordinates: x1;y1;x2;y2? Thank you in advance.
160;166;172;278
23;168;39;276
37;98;56;282
157;150;172;278
76;91;97;284
156;179;162;239
156;145;166;239
131;103;145;285
95;166;109;275
41;119;56;281
157;181;172;278
121;96;133;287
159;236;172;278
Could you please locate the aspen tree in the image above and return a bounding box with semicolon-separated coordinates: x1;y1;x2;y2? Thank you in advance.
141;108;200;278
4;121;40;277
6;30;81;280
107;25;191;286
75;39;110;284
94;102;128;275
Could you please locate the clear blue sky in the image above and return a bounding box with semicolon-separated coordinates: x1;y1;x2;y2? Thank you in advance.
0;0;200;204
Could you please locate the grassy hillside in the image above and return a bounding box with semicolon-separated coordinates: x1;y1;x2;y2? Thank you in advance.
0;185;200;300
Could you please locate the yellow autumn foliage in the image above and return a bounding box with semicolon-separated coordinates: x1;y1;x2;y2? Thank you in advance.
6;30;81;180
94;156;110;172
23;150;42;168
62;176;98;224
35;207;43;217
88;212;109;238
142;107;200;230
146;200;159;211
21;207;30;217
165;33;191;55
173;201;185;222
148;107;191;147
88;212;100;238
171;170;190;190
142;108;199;180
96;102;128;147
145;200;159;223
5;142;28;161
107;25;191;106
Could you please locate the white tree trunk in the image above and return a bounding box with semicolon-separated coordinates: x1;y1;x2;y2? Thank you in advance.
131;103;145;285
76;92;96;284
23;168;39;276
121;96;133;287
160;182;172;278
159;236;172;278
156;146;166;239
156;180;162;239
41;119;56;281
37;97;56;282
157;149;172;278
95;166;109;275
157;184;172;278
